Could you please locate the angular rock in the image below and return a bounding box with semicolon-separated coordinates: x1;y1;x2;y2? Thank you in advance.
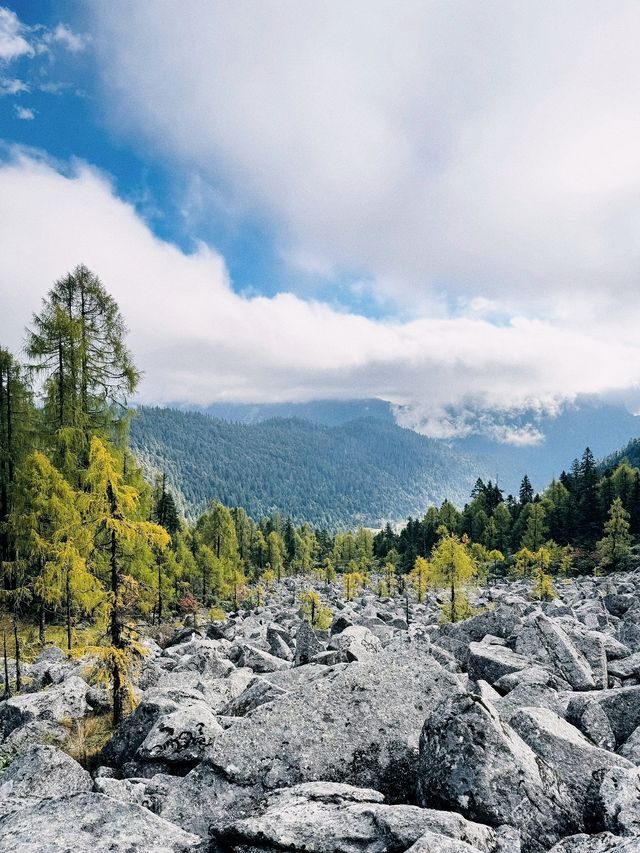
548;834;640;852
608;652;640;681
587;766;640;837
0;745;91;801
327;625;382;663
516;615;596;690
567;687;640;748
417;692;559;852
220;781;514;853
0;792;201;852
509;706;633;829
467;642;532;686
293;621;322;667
161;636;462;836
137;701;223;763
0;675;91;740
239;644;290;673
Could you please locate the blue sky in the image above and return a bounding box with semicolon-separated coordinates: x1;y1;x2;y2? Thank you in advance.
1;0;388;318
1;2;640;440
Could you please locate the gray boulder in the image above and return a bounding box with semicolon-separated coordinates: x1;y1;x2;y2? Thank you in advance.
220;781;515;853
587;766;640;837
515;615;596;690
467;642;532;686
417;692;560;852
510;706;633;832
548;834;640;852
327;625;383;663
293;621;322;666
567;687;640;748
0;792;202;852
137;701;223;763
161;636;462;836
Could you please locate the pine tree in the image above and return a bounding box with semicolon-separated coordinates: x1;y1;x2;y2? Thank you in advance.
26;265;139;472
521;502;548;551
0;349;33;573
409;555;430;602
597;497;632;571
10;451;102;649
429;534;477;623
519;475;534;505
82;437;169;724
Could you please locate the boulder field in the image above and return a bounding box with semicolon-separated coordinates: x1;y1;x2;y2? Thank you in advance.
3;571;640;851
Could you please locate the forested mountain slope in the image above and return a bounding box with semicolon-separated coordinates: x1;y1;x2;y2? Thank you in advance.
129;407;486;527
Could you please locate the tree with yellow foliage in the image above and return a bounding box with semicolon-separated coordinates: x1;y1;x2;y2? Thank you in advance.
429;534;478;623
299;589;332;629
409;556;430;603
342;570;365;602
82;437;169;724
10;451;103;650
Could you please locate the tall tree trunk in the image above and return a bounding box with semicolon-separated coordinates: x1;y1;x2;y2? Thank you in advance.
2;629;10;698
108;482;125;726
66;567;72;651
13;619;21;692
157;555;163;623
450;579;457;623
39;597;46;647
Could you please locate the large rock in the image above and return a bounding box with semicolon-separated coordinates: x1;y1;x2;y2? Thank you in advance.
467;642;532;686
0;792;202;852
293;621;322;667
101;686;206;769
0;745;92;820
136;701;223;764
327;625;383;663
220;781;516;853
548;835;640;852
515;615;596;690
417;693;567;853
0;675;91;738
0;745;91;800
567;686;640;748
509;706;633;833
161;636;462;836
587;766;640;837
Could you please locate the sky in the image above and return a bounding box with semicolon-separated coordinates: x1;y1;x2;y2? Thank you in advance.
1;1;640;442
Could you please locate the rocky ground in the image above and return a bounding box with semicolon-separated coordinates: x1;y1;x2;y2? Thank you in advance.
3;572;640;852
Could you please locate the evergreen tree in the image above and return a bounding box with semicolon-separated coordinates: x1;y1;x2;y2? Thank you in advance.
429;534;477;623
597;497;632;571
10;452;102;649
519;475;534;505
83;437;169;724
26;265;139;472
521;502;548;551
0;349;33;571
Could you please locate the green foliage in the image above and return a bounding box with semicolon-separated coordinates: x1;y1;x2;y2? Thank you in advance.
597;497;633;570
129;407;483;528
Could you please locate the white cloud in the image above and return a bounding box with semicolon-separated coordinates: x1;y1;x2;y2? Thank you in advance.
88;1;640;327
0;6;33;61
14;105;34;120
45;23;90;54
1;153;640;437
0;76;27;95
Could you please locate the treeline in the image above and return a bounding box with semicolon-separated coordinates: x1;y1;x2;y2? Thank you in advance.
375;452;640;578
